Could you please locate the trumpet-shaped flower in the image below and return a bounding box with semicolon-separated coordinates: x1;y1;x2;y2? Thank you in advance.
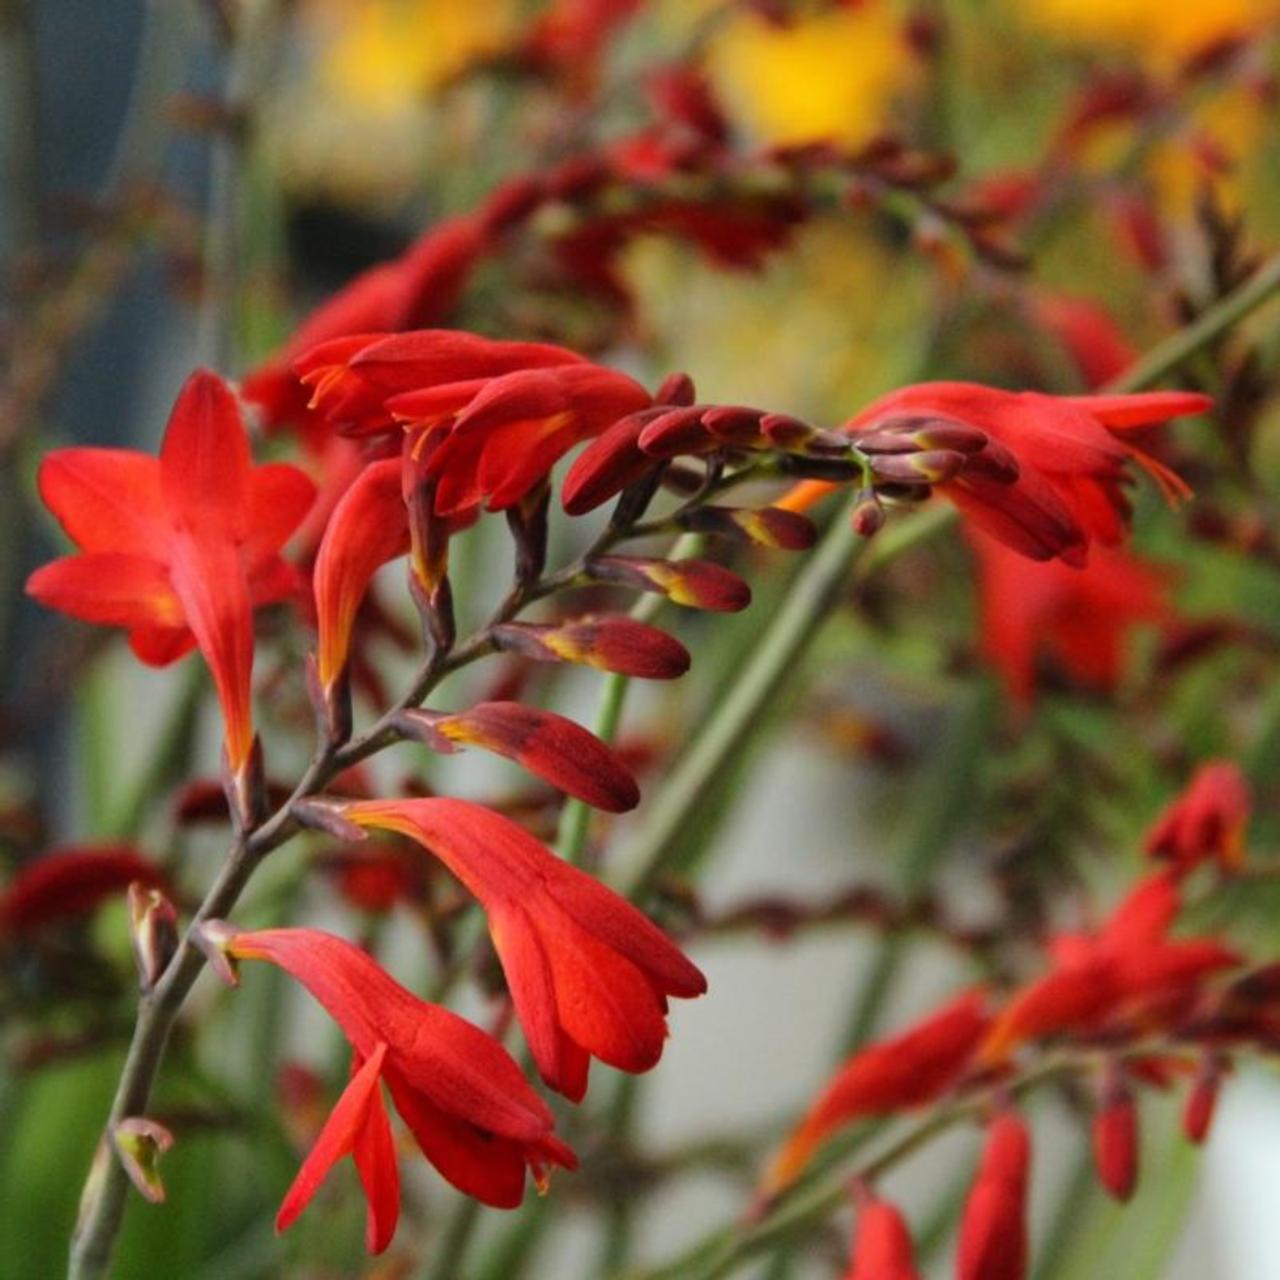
342;797;707;1101
227;927;576;1252
780;382;1209;564
1145;760;1251;874
27;371;315;769
766;990;990;1191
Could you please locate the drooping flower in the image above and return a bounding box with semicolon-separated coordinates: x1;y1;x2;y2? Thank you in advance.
765;990;990;1191
779;382;1209;564
27;371;316;770
341;797;707;1101
844;1189;920;1280
957;1111;1031;1280
1144;760;1251;875
0;846;168;936
226;927;576;1252
967;528;1173;708
980;871;1240;1063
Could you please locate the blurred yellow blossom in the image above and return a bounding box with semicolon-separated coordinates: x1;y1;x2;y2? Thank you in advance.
1018;0;1280;62
313;0;518;117
705;5;917;150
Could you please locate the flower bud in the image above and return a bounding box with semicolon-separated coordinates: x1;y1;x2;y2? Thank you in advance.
127;882;179;993
113;1117;175;1204
1092;1066;1138;1201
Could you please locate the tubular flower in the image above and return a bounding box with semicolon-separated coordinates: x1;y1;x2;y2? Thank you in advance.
967;528;1173;708
239;216;489;433
26;371;315;770
845;1191;920;1280
0;846;168;936
981;872;1240;1063
765;990;990;1191
296;329;587;440
226;927;576;1251
1144;761;1251;875
957;1111;1031;1280
341;797;707;1102
312;457;411;694
780;383;1209;564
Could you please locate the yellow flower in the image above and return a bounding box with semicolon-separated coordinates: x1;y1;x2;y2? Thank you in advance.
316;0;517;118
1017;0;1279;63
705;5;916;150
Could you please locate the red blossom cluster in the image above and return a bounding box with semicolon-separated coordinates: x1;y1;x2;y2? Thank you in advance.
770;761;1270;1279
19;304;1219;1251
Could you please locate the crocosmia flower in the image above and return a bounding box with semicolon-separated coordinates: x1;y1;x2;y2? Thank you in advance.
957;1111;1031;1280
766;990;990;1191
1144;760;1251;874
844;1191;920;1280
342;796;707;1101
968;528;1172;708
781;383;1209;563
26;371;316;770
981;871;1239;1062
227;927;576;1252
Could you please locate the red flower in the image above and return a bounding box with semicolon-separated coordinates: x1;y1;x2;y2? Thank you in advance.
239;216;488;433
780;383;1208;564
1145;761;1251;874
957;1111;1031;1280
312;457;410;694
27;371;315;769
295;329;589;440
1092;1071;1139;1201
227;927;576;1251
1033;293;1138;390
968;529;1173;708
0;846;168;935
844;1192;920;1280
341;797;707;1101
765;990;990;1191
981;872;1240;1063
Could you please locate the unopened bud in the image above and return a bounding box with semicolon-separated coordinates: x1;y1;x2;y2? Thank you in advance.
868;449;966;486
193;918;241;987
127;882;178;993
1092;1066;1138;1202
113;1117;175;1204
656;371;697;406
1183;1056;1224;1144
851;490;886;538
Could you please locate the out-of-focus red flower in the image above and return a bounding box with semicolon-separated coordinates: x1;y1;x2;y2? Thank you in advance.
0;846;168;935
957;1111;1031;1280
227;927;576;1251
318;844;425;915
967;528;1173;708
981;872;1240;1063
765;990;990;1191
844;1191;920;1280
780;382;1208;564
240;216;489;433
342;797;706;1102
27;372;315;770
1033;293;1139;390
521;0;644;96
1145;760;1251;874
1092;1071;1139;1201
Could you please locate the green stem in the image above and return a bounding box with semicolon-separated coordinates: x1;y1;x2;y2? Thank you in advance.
618;504;866;900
